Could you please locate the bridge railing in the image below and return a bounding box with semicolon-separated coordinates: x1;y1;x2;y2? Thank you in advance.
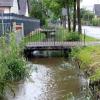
24;28;84;48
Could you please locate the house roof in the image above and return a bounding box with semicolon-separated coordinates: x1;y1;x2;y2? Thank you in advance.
0;0;14;7
94;4;100;17
0;0;29;16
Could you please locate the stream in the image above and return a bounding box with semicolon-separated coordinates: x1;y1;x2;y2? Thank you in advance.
6;58;92;100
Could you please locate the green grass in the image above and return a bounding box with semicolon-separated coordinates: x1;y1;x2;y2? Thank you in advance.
24;33;46;43
71;46;100;82
55;29;80;41
0;33;29;95
55;29;68;41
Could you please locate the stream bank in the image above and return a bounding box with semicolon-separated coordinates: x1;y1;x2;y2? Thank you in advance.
71;46;100;100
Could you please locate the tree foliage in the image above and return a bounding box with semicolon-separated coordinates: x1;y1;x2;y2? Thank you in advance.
29;0;48;26
81;8;94;21
43;0;74;18
43;0;82;33
29;0;82;33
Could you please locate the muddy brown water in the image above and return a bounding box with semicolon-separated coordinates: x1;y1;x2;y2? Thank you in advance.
6;58;85;100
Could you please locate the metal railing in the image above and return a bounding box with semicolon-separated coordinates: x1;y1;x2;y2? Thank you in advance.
24;29;83;48
0;23;11;36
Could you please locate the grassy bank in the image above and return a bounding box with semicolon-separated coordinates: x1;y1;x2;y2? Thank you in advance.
71;46;100;81
71;46;100;98
24;32;45;43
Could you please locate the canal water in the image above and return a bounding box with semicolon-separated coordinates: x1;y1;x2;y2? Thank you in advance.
7;58;91;100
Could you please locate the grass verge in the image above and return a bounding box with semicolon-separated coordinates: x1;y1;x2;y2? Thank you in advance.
81;34;99;42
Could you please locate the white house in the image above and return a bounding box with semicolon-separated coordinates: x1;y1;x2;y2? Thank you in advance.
0;0;29;16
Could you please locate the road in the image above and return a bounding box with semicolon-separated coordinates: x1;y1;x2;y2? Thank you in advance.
82;26;100;39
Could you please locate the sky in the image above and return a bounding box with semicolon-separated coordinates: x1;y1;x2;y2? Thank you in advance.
81;0;100;10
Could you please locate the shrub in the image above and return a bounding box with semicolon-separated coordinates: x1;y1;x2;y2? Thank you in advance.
66;32;80;41
92;18;100;26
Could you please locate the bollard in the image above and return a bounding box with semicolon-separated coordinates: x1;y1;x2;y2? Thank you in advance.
84;29;86;46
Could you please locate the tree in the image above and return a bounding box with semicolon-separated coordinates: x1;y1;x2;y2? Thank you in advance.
43;0;74;31
43;0;82;33
29;0;82;34
73;0;76;32
29;0;48;26
77;0;82;34
80;8;94;22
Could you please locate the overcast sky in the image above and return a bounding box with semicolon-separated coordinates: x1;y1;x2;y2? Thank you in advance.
81;0;100;10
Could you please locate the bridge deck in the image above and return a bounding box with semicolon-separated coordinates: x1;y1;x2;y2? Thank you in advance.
25;41;100;50
26;41;100;47
26;42;84;49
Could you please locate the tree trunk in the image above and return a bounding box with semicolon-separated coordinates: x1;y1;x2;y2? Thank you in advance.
62;16;67;28
67;5;71;32
73;0;76;32
60;16;63;25
77;0;81;34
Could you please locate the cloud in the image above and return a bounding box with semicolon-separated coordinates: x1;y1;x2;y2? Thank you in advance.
81;0;100;11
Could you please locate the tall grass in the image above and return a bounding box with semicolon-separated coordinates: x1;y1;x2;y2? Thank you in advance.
55;28;80;41
0;33;29;95
71;46;100;81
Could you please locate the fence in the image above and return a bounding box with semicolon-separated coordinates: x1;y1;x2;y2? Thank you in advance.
0;23;11;36
13;22;24;44
0;22;24;44
0;13;40;35
24;28;84;49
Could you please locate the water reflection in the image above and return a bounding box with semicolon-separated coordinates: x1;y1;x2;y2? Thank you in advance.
7;58;81;100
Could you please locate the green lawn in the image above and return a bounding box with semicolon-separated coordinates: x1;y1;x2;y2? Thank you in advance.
24;33;46;43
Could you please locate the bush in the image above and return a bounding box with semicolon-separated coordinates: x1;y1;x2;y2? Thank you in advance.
66;32;80;41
